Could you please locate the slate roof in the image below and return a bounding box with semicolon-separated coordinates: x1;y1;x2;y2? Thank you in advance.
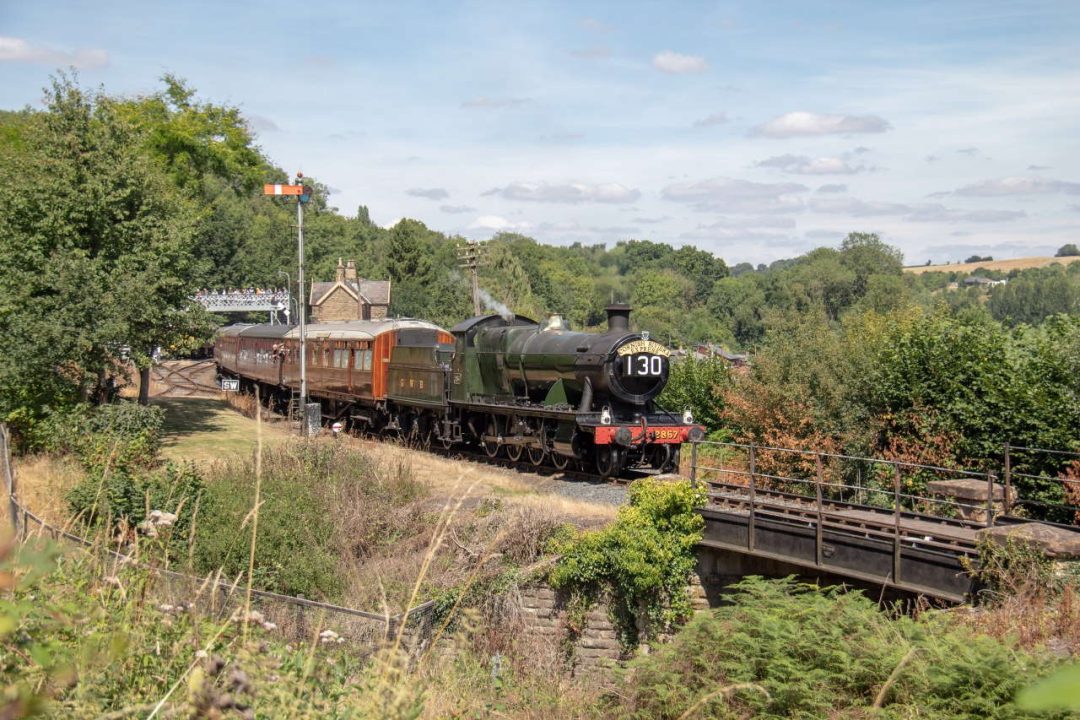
309;279;391;306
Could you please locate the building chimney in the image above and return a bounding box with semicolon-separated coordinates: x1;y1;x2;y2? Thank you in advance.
605;304;631;333
345;260;358;282
334;258;345;283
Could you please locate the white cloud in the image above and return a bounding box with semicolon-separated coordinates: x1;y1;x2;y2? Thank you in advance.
652;51;708;74
680;226;796;243
243;113;279;133
805;229;846;240
810;197;912;216
440;204;475;214
811;197;1027;223
467;215;533;232
905;204;1027;223
406;187;450;200
693;112;729;128
756;154;863;175
953;176;1080;196
699;216;797;230
484;181;641;204
0;36;108;69
816;184;848;193
661;177;808;214
633;216;670;224
751;111;891;138
461;96;531;109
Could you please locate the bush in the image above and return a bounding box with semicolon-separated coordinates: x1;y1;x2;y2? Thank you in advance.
547;478;706;649
192;441;427;602
67;461;206;557
31;401;164;473
615;577;1066;719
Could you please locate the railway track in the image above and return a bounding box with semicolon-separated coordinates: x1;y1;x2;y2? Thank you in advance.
151;359;220;398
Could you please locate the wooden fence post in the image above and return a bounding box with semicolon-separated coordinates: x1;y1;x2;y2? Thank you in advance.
0;424;17;536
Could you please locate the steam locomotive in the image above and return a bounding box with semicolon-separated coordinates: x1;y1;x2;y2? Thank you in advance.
215;305;703;477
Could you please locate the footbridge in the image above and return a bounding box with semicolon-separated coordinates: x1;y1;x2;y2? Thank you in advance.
193;289;292;323
687;441;1080;603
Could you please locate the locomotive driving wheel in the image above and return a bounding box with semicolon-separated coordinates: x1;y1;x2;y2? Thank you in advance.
550;451;571;471
505;443;523;462
482;416;501;458
595;446;626;479
527;445;546;466
527;420;547;466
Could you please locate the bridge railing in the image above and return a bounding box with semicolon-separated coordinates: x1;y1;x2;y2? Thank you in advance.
686;440;992;597
685;439;1079;530
1002;444;1080;526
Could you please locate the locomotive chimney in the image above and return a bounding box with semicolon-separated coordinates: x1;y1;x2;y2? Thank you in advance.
605;304;631;333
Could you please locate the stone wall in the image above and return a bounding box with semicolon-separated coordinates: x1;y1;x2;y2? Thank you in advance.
313;288;362;322
516;567;724;672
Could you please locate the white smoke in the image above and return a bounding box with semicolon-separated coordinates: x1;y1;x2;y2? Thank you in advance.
478;288;514;321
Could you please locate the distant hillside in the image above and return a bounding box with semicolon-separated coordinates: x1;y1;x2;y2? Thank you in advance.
905;255;1080;275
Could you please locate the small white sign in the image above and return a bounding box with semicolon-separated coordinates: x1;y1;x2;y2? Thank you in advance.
220;378;240;392
331;421;344;434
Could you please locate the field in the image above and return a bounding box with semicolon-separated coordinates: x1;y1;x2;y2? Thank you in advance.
904;255;1080;275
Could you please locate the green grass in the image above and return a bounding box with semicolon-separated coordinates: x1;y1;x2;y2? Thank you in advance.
156;398;289;463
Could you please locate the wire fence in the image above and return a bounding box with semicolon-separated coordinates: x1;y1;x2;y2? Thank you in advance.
0;423;436;651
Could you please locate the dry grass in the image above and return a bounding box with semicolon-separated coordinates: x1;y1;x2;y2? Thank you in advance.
950;585;1080;656
10;454;84;525
904;255;1080;275
346;439;617;524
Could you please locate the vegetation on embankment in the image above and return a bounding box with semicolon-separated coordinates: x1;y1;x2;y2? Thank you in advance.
3;400;1078;717
2;536;1076;719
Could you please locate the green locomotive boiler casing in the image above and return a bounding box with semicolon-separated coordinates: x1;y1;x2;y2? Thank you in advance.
451;305;670;413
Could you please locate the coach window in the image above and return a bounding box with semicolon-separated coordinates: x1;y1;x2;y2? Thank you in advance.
363;349;373;371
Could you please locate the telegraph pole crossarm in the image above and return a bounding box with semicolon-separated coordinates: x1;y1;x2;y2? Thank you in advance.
456;240;488;316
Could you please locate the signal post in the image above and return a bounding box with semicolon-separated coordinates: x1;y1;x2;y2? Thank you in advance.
263;177;317;435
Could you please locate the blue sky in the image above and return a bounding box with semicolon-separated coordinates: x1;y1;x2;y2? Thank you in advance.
2;0;1078;264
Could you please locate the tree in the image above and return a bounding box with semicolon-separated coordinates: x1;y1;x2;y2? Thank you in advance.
988;266;1080;326
1056;244;1079;257
838;232;903;298
0;76;203;415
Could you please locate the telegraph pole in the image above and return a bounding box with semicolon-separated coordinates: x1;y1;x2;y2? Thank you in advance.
263;177;313;434
456;240;487;316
